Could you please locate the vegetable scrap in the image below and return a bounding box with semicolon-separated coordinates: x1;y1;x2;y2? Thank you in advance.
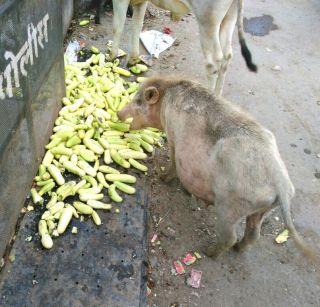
275;229;289;244
79;20;90;26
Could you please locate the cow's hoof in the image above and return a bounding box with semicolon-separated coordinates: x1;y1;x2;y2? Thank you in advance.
128;57;140;66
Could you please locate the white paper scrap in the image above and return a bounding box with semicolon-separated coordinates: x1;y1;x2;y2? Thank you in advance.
140;30;175;58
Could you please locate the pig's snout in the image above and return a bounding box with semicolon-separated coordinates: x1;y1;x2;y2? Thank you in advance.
118;106;131;122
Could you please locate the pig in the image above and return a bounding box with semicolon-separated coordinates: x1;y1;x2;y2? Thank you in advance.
118;76;316;260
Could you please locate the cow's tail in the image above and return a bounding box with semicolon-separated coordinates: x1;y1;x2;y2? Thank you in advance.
277;188;319;264
237;0;257;72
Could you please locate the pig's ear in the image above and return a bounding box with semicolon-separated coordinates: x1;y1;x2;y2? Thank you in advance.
144;86;159;105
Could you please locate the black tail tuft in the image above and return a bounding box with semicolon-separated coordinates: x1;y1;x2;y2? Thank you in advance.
239;38;257;72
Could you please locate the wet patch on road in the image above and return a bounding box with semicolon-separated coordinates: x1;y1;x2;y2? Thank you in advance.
244;14;278;36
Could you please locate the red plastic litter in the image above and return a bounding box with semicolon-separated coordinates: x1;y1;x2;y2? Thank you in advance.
163;27;172;34
182;253;196;266
187;269;202;288
79;40;86;47
173;260;185;274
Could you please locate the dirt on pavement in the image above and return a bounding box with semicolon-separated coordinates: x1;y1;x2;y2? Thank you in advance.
68;1;320;306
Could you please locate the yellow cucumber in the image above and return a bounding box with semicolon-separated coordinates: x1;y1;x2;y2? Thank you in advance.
70;154;78;165
79;149;97;162
66;203;79;218
46;193;58;209
72;179;87;194
66;135;81;147
41;172;51;180
113;66;131;77
87;200;112;210
108;122;130;132
77;160;97;177
118;149;147;160
140;139;154;153
140;134;154;144
105;173;136;183
36;179;54;187
38;181;56;196
42;150;54;167
104;149;112;164
97;172;109;188
79;193;104;202
129;158;148;172
98;165;120;174
73;201;94;214
57;206;73;234
91;210;101;226
41;234;53;249
108;184;123;203
63;161;86;177
38;220;48;237
83;175;98;187
83;138;104;155
51;146;73;156
45;137;62;150
114;181;136;194
49;201;65;215
110;148;130;168
47;164;65;185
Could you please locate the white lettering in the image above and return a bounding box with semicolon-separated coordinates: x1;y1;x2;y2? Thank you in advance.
0;75;5;99
43;13;50;43
0;13;50;100
3;65;13;98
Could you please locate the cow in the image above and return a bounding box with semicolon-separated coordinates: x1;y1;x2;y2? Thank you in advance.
110;0;257;95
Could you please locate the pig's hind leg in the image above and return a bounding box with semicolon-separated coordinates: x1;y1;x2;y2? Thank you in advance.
234;207;273;252
204;198;238;259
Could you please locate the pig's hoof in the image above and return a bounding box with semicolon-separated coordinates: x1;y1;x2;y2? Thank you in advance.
233;242;249;253
233;243;243;253
204;246;220;259
160;172;175;183
109;52;116;61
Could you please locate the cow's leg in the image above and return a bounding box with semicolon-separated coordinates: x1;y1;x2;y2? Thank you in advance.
128;1;147;65
195;0;234;92
215;0;238;96
93;0;102;24
197;21;223;91
234;207;272;252
111;0;130;59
